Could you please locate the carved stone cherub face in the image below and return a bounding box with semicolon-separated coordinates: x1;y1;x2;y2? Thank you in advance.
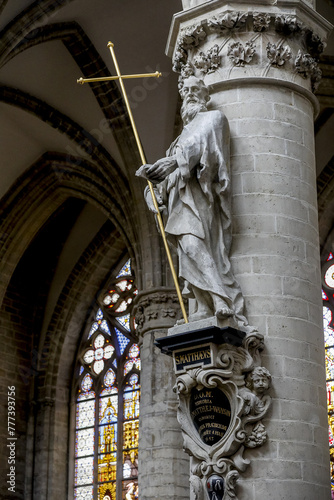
252;373;270;395
246;366;271;396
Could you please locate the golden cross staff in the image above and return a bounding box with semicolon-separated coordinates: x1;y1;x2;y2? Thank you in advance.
77;42;188;324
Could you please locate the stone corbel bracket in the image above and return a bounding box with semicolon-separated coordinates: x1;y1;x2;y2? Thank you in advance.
156;328;272;500
166;0;332;94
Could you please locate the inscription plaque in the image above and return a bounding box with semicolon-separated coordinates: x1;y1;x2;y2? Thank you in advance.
174;344;212;372
190;387;231;445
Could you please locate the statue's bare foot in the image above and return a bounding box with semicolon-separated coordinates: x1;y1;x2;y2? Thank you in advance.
216;307;234;319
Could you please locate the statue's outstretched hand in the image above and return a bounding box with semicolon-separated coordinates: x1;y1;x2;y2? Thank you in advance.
136;156;177;183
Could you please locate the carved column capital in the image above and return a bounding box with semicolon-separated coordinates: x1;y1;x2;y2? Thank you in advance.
133;288;186;336
167;0;332;95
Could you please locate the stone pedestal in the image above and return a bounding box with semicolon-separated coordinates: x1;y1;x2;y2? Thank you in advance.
165;1;333;498
155;326;270;500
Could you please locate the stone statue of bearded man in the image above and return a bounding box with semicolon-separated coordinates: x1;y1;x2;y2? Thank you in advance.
137;76;250;330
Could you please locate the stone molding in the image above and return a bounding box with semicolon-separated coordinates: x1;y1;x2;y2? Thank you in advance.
133;288;186;336
173;331;271;500
208;76;320;114
166;1;332;94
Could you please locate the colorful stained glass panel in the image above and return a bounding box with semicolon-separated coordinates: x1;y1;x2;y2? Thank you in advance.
98;481;116;500
88;322;98;339
83;350;95;364
325;265;334;288
122;480;138;500
124;359;141;375
117;259;132;277
98;454;117;483
128;374;139;389
115;301;127;313
94;334;105;348
76;428;95;457
123;391;140;421
82;373;93;392
75;258;139;500
101;386;118;397
74;485;93;500
116;280;130;292
327;381;334;406
99;423;118;455
76;399;95;429
99;394;118;423
115;328;130;354
77;391;95;402
329;423;334;448
116;314;130;331
95;347;104;360
122;450;138;478
75;456;94;486
327;347;334;380
94;359;104;375
129;344;139;358
123;420;139;451
104;369;116;387
100;320;111;335
324;307;334;346
104;345;114;359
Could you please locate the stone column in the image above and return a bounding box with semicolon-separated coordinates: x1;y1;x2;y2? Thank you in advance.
133;289;189;500
166;1;332;498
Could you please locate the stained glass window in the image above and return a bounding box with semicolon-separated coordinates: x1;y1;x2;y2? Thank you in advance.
322;254;334;493
74;259;139;500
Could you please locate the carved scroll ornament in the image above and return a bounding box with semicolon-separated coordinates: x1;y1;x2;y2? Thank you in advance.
174;333;272;500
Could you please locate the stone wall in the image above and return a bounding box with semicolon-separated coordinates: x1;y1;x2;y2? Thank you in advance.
165;0;332;497
226;83;328;498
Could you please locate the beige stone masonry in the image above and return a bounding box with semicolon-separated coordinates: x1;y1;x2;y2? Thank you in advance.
162;0;333;498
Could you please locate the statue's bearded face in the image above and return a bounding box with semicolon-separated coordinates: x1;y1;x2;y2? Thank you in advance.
180;76;209;124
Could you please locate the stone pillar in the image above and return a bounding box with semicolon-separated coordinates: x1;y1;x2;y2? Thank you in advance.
166;1;332;498
133;289;189;500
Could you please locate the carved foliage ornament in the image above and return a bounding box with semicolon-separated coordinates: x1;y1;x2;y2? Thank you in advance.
304;29;325;60
227;41;256;67
194;44;220;74
173;23;207;72
295;49;322;91
174;332;272;500
266;42;292;67
253;12;271;32
274;14;303;35
172;11;325;93
207;12;247;33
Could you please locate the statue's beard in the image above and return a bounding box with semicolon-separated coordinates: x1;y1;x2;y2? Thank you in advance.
181;100;207;125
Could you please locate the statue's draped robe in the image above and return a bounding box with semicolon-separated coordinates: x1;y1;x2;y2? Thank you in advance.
159;109;247;324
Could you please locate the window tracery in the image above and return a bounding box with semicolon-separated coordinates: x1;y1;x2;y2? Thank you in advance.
74;259;139;500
